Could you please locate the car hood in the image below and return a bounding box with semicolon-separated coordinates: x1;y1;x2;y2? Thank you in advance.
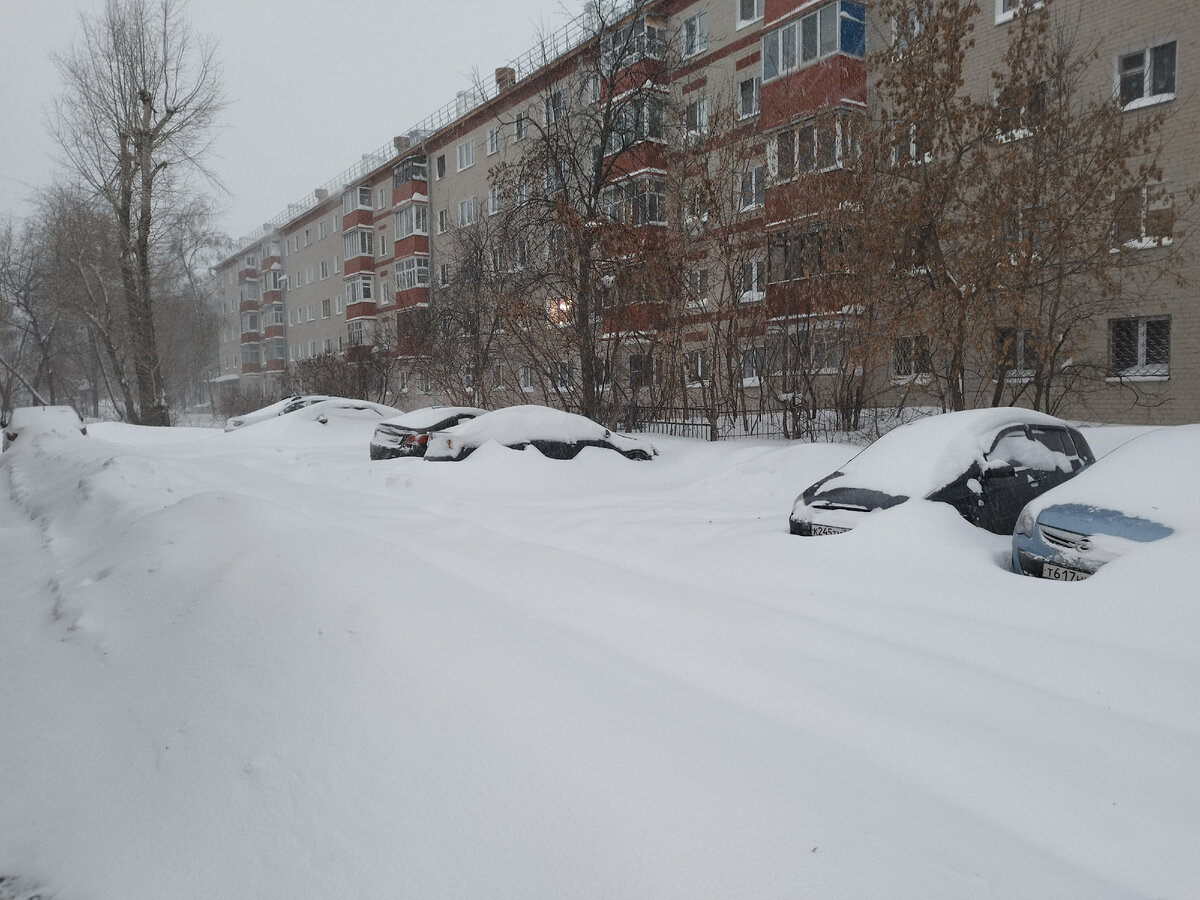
1036;503;1174;544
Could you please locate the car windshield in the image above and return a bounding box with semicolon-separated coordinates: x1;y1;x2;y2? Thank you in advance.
806;484;907;512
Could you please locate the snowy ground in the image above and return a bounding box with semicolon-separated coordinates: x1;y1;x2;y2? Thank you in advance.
1;416;1197;899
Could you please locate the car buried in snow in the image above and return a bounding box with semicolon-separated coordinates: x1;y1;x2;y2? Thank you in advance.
369;406;488;459
223;395;331;431
789;408;1095;537
2;405;88;451
423;405;657;462
1012;425;1198;581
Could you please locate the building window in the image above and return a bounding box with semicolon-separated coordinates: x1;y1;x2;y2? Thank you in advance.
303;228;312;247
1116;182;1174;247
320;260;329;280
343;228;373;259
683;11;708;58
345;274;374;305
514;113;527;141
435;154;446;180
458;196;479;227
342;185;372;214
318;219;328;240
738;76;761;118
1109;316;1169;377
488;126;501;155
685;97;708;139
551;360;573;390
587;72;600;104
892;334;932;379
790;321;846;375
544;89;564;125
395;203;429;238
519;364;534;391
768;228;844;281
737;0;764;28
740;166;765;210
321;298;331;319
324;338;333;353
762;2;865;82
394;156;429;185
686;268;709;306
995;327;1036;379
378;231;389;259
437;209;449;234
395;256;430;290
1119;42;1176;108
438;263;451;287
307;303;315;321
741;345;765;381
686;349;709;383
377;187;387;210
457;140;475;171
741;259;764;297
334;294;342;314
601;178;667;225
488;185;501;215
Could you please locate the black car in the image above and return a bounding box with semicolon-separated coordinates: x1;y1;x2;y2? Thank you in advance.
789;409;1095;536
369;406;488;460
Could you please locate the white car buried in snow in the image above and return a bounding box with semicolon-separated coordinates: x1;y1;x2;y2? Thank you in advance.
424;405;657;462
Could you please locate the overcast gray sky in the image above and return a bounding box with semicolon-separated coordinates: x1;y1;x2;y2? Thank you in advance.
0;0;574;242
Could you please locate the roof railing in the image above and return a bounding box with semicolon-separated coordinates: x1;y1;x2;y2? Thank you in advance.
230;0;638;256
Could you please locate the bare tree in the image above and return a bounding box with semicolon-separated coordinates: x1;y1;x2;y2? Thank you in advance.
480;0;678;423
51;0;224;425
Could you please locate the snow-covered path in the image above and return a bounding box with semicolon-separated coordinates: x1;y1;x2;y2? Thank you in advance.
2;420;1197;899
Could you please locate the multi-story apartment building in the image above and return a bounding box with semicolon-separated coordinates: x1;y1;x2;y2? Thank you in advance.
214;0;1195;427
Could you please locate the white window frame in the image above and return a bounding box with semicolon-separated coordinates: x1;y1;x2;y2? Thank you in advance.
1118;41;1177;110
740;166;765;211
345;274;375;305
458;196;479;227
738;76;761;119
457;140;475;172
488;185;501;215
487;125;501;155
683;11;708;58
737;0;764;29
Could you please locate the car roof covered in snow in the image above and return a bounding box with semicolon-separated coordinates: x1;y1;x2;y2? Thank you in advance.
817;408;1081;499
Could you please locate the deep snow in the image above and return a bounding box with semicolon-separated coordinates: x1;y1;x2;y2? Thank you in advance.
1;416;1197;899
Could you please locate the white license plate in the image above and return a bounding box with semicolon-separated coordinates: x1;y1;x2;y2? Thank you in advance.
811;523;849;536
1042;563;1089;582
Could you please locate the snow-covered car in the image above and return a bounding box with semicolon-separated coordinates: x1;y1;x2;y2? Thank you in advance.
2;405;88;450
1012;424;1198;581
223;395;330;431
424;405;657;462
290;398;402;424
369;406;488;460
789;408;1095;536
